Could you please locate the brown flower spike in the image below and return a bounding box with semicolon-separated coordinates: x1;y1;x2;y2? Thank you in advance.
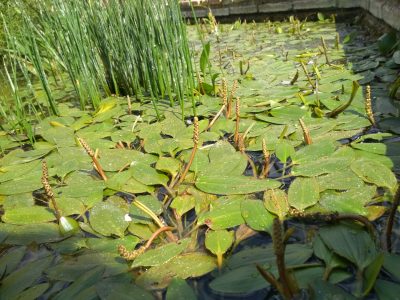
365;85;376;126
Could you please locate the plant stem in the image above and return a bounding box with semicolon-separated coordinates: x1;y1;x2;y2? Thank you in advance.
386;185;400;252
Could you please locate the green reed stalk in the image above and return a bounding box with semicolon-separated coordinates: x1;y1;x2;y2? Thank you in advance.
2;0;195;124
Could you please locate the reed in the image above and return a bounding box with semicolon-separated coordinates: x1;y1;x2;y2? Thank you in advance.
2;0;195;127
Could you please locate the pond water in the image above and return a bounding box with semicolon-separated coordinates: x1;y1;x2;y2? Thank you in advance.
0;12;400;300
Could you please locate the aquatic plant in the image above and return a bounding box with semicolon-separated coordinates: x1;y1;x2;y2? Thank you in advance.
0;14;400;300
1;0;195;132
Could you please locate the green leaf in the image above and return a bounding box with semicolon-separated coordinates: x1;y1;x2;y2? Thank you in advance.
313;235;346;273
170;195;195;216
263;189;289;219
129;162;169;186
317;170;364;191
155;157;182;176
46;252;128;281
383;253;400;281
90;201;129;237
53;266;104;300
0;172;42;195
292;140;337;164
210;264;270;295
131;239;190;268
15;283;50;300
288;177;320;210
275;140;295;163
1;223;62;245
211;244;313;295
241;199;274;233
319;185;376;216
318;224;377;270
377;31;398;54
96;276;153;300
0;246;26;277
310;279;356;300
292;157;352;177
376;279;400;300
136;252;216;290
205;230;234;257
100;149;155;172
227;244;313;269
197;196;244;229
0;256;53;300
363;252;384;296
351;159;397;192
130;195;162;224
86;236;139;254
166;278;196;300
196;175;280;195
200;42;210;75
3;206;56;224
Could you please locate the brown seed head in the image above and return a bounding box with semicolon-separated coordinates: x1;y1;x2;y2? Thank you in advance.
272;218;284;255
222;78;228;106
262;139;269;160
118;244;146;261
193;116;199;145
299;118;312;145
238;134;246;153
77;137;95;157
235;97;240;118
365;85;375;126
41;160;54;199
230;80;238;100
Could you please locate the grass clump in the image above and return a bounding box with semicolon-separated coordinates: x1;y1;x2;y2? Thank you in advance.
1;0;195;136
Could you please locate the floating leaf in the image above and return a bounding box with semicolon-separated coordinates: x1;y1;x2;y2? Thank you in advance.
319;185;376;216
170;195;196;216
46;252;128;281
1;223;62;245
53;266;104;300
130;162;169;186
317;170;364;191
100;149;156;172
2;206;56;224
196;175;280;195
0;246;26;277
131;239;190;268
197;196;244;230
375;280;400;300
15;283;50;300
292;157;351;177
136;252;216;290
351;158;397;192
130;195;162;224
241;199;274;233
166;278;197;300
288;177;320;210
210;264;270;295
205;230;234;262
0;256;53;300
96;275;153;300
363;252;384;296
0;173;42;195
275;140;295;163
155;157;182;176
318;224;377;270
263;189;289;219
90;201;129;237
